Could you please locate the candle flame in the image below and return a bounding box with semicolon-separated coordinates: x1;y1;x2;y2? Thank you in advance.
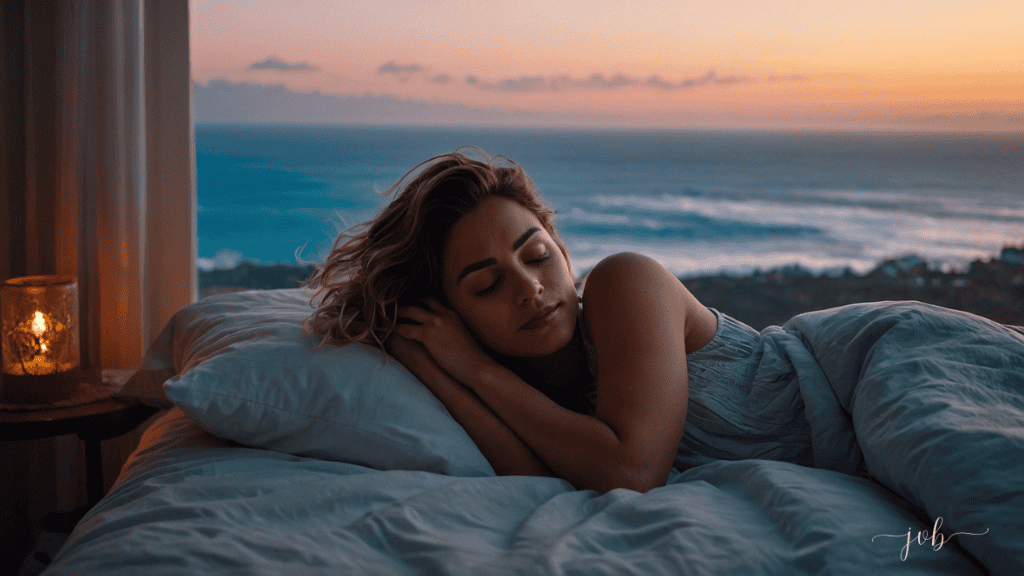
31;311;47;337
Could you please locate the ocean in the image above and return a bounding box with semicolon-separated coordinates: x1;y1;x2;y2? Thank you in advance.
195;124;1024;278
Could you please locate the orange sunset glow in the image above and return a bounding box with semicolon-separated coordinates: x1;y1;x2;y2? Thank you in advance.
191;0;1023;130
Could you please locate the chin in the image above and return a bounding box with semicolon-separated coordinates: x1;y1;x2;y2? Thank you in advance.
476;301;578;358
512;318;576;358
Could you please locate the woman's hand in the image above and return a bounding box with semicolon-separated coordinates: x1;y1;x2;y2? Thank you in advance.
384;332;439;379
393;297;496;387
385;330;472;400
385;331;553;478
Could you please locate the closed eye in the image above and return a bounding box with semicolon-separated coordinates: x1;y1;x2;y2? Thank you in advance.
473;251;551;297
530;251;551;264
475;281;499;297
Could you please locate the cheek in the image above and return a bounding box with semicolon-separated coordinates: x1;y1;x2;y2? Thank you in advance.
548;260;576;295
455;301;512;346
553;252;574;283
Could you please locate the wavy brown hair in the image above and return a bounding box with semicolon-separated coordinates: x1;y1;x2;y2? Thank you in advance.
303;149;572;351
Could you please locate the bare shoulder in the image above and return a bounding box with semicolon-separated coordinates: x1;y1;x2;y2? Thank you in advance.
582;252;673;295
581;252;717;354
578;253;718;485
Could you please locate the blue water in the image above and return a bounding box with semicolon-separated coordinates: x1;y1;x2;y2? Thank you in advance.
196;124;1024;276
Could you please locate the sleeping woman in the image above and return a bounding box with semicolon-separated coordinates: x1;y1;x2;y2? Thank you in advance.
301;149;1018;494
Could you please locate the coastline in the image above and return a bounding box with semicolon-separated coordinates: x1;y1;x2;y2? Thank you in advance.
199;245;1024;330
681;246;1023;330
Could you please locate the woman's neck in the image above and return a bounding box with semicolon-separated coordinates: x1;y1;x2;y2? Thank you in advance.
492;326;590;400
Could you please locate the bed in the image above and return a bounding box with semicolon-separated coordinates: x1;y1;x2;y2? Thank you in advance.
42;288;1024;575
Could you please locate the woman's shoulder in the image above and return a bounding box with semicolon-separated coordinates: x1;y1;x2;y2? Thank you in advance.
580;252;717;353
577;251;663;293
579;251;682;299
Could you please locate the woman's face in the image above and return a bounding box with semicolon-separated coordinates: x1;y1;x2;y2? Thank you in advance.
442;196;578;358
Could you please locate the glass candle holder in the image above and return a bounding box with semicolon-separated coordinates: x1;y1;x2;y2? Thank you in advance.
1;275;80;403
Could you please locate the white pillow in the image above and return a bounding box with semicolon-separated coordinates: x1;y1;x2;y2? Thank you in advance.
119;288;494;477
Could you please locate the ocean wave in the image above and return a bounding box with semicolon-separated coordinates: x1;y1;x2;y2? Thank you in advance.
557;206;822;241
584;189;1024;225
571;192;1022;251
806;189;1024;224
197;249;246;272
563;237;882;278
195;125;1023;277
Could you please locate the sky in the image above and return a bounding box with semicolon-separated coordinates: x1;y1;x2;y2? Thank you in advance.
191;0;1024;130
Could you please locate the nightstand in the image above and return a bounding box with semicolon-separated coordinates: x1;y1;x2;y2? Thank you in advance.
0;369;160;507
1;369;161;575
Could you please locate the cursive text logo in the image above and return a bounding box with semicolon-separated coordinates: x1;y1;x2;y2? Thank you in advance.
872;517;989;561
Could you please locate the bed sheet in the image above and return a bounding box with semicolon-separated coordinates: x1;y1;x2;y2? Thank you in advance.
777;301;1024;574
44;408;987;575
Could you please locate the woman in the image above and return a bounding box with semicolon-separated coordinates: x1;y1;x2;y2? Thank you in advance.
303;150;807;493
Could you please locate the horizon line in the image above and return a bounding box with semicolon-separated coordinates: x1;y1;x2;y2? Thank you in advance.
193;121;1024;135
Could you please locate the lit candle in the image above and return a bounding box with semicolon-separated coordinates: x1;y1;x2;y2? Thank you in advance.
2;275;80;402
32;311;48;355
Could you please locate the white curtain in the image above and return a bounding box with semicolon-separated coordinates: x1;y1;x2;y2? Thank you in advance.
2;0;195;372
0;0;194;565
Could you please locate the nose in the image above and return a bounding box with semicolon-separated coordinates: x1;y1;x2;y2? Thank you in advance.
515;268;543;305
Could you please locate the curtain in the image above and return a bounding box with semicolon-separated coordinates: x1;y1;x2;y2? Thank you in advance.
1;0;196;374
0;1;194;567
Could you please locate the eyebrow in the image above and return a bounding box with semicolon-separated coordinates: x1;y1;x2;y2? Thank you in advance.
456;227;541;284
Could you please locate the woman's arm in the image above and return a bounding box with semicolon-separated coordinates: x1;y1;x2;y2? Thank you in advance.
471;253;716;493
397;252;717;493
386;334;554;478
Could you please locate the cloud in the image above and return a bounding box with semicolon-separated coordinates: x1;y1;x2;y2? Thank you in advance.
466;74;556;92
247;56;320;73
465;73;633;92
643;74;675;90
463;70;752;93
429;73;454;84
581;73;637;89
661;71;751;89
378;61;424;82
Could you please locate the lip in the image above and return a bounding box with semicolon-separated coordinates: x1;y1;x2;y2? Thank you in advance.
520;303;560;331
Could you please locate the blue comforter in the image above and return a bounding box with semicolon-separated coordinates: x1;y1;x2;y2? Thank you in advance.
45;301;1024;574
779;301;1024;573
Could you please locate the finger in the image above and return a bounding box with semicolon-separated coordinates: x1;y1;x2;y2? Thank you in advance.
393;323;422;342
388;332;425;355
397;305;432;324
422;297;451;314
386;332;411;348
